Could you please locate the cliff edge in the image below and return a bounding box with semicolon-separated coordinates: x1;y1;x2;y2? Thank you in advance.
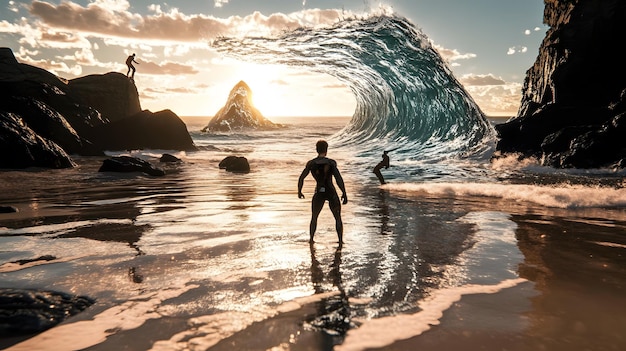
0;48;196;169
494;0;626;169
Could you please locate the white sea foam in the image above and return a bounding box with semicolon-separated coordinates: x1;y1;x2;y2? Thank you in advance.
336;278;527;351
386;182;626;208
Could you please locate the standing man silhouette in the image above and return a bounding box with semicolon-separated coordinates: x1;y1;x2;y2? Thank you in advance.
373;150;390;184
298;140;348;245
126;53;139;79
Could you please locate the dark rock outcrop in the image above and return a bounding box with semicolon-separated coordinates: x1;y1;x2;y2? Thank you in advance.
219;155;250;173
68;72;141;123
0;111;75;169
202;80;281;133
88;109;196;152
0;205;18;213
160;153;182;163
0;288;94;335
98;156;166;176
494;0;626;169
0;47;196;169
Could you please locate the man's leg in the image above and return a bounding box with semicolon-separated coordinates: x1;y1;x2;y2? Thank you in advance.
329;197;343;244
373;166;385;184
309;195;324;243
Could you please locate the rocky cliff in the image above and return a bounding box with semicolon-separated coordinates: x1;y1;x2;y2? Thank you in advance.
202;80;281;132
494;0;626;169
68;72;142;123
0;48;196;169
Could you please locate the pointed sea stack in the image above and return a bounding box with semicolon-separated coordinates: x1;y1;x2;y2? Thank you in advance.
202;80;282;132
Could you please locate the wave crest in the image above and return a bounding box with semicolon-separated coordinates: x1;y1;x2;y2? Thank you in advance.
213;14;495;161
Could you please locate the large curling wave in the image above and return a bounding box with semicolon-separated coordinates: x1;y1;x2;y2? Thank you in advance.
213;14;495;162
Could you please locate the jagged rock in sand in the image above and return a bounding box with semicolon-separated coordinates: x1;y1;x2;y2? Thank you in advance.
98;156;166;176
0;47;196;169
494;0;626;169
202;80;282;132
0;288;94;334
219;155;250;173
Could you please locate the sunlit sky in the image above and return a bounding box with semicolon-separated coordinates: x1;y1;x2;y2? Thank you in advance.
1;0;546;117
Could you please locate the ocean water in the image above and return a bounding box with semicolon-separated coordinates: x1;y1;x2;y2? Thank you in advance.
2;13;626;351
0;116;625;351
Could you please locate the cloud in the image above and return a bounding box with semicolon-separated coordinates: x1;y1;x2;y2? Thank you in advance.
460;73;506;86
506;46;528;55
434;44;476;63
525;27;543;35
0;19;23;34
470;84;522;116
8;1;20;13
460;74;522;116
24;1;343;46
140;84;207;100
134;59;199;75
214;0;229;8
15;51;82;75
164;45;191;57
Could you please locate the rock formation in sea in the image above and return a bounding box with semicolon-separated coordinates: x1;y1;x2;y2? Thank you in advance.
219;155;251;173
0;47;196;169
494;0;626;169
202;80;282;132
99;156;166;176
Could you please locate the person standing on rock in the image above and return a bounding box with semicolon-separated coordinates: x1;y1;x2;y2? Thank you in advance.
298;139;348;246
373;150;390;184
126;53;139;79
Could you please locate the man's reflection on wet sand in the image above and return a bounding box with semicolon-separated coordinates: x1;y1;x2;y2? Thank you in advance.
308;244;352;346
377;188;391;235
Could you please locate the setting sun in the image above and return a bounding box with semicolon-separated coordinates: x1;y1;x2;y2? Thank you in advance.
227;62;356;118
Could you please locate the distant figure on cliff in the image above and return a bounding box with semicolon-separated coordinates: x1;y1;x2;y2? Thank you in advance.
298;139;348;245
126;53;139;79
373;150;390;184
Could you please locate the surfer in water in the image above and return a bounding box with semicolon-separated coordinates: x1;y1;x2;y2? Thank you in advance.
373;150;390;184
298;140;348;245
